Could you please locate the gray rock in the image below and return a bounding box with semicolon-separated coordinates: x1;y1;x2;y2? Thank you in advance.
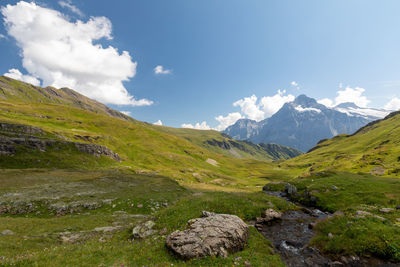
379;208;394;213
1;229;14;236
59;232;82;243
94;226;122;233
132;220;156;239
355;210;385;221
285;183;297;196
331;185;339;191
256;209;282;224
166;211;249;259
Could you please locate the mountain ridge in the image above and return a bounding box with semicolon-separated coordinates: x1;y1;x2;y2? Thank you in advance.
224;94;389;151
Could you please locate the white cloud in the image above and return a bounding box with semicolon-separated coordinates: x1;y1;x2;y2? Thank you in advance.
232;90;294;122
317;98;334;107
233;95;264;121
153;120;163;126
181;121;211;130
154;65;171;75
335;86;370;107
4;68;40;86
215;112;242;131
317;86;370;108
2;1;152;107
0;33;5;39
290;81;298;87
58;0;83;17
120;111;131;116
260;90;295;118
384;97;400;111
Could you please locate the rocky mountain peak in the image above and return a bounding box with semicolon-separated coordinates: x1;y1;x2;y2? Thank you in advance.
293;94;318;107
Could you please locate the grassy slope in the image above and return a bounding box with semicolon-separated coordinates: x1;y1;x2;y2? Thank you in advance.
284;111;400;177
0;76;300;191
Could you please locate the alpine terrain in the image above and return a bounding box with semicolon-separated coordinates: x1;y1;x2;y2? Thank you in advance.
224;95;390;151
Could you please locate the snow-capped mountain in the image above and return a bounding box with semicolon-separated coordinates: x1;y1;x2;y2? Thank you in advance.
333;102;390;120
223;95;389;152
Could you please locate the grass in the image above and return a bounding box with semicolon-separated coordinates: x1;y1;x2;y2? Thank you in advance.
265;171;400;262
0;169;295;266
285;111;400;177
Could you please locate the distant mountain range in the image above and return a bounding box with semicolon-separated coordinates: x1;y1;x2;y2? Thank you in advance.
223;95;390;152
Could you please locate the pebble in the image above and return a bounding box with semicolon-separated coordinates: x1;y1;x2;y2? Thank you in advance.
1;230;14;236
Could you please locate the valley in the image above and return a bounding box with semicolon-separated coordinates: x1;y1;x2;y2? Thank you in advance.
0;77;399;266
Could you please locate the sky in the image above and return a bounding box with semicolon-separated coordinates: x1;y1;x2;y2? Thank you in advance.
1;0;400;130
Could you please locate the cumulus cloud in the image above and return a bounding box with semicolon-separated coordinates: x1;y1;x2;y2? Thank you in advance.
58;0;83;17
384;97;400;111
335;86;370;107
181;121;211;130
120;111;131;116
0;33;5;39
260;90;295;117
317;98;334;107
215;112;242;131
153;120;163;126
232;90;294;121
4;68;40;86
317;86;370;108
2;1;152;106
233;95;265;121
154;65;171;75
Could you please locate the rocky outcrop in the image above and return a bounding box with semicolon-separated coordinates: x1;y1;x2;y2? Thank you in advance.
0;122;120;161
74;143;120;161
0;122;43;135
166;211;249;259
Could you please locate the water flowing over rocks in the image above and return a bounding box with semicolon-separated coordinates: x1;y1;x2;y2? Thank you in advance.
261;185;398;266
166;211;249;259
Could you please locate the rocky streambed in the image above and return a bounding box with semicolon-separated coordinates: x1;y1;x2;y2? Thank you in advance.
259;187;398;267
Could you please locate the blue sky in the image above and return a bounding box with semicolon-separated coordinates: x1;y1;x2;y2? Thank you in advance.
1;0;400;129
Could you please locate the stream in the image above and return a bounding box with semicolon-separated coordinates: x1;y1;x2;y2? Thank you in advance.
259;190;398;267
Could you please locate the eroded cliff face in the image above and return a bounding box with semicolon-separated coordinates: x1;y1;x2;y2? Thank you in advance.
0;122;120;161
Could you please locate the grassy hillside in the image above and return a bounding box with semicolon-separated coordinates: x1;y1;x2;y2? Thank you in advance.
284;111;400;177
0;76;300;191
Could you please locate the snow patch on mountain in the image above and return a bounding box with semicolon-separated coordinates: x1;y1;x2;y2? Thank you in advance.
294;105;322;113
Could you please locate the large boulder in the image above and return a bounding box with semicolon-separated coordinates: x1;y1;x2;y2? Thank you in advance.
166;211;249;259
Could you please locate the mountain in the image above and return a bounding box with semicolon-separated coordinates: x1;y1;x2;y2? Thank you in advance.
224;94;389;152
0;76;132;121
286;110;400;177
333;102;389;120
222;118;266;140
0;76;300;176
